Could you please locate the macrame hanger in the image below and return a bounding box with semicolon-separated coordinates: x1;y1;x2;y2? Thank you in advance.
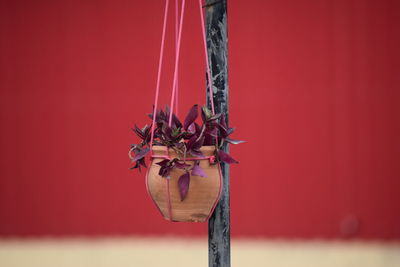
168;0;186;126
149;0;186;221
174;0;180;116
149;0;170;151
148;0;216;221
151;0;214;145
168;0;215;123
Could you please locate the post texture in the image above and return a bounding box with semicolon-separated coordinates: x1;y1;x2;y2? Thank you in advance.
205;1;230;267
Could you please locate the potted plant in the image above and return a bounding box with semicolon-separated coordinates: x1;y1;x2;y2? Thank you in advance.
129;104;243;222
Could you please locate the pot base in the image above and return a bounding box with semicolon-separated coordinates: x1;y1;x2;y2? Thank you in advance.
146;146;222;222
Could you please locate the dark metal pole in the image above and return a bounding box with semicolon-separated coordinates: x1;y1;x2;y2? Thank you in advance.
205;1;230;267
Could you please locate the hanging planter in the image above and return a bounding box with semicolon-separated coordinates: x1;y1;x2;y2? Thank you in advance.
129;105;243;222
129;0;242;222
147;145;220;222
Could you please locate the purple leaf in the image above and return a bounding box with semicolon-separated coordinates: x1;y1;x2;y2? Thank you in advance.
172;113;182;128
218;124;228;138
205;127;218;137
191;165;207;178
186;135;197;151
171;127;181;138
159;165;172;177
158;110;166;122
220;113;227;129
143;124;151;134
156;159;170;167
207;113;222;122
225;138;245;145
218;150;239;164
190;149;203;157
175;161;191;169
162;123;173;139
132;147;150;162
151;109;165;123
184;105;198;130
164;105;171;120
130;161;139;170
227;127;235;135
195;123;202;135
201;106;212;122
166;105;179;126
178;172;190;201
133;124;145;139
138;158;147;168
192;136;205;150
186;135;204;151
141;124;149;134
188;123;196;134
203;134;215;146
175;142;185;150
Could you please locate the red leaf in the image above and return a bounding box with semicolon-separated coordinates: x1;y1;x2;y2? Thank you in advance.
178;172;190;201
188;123;196;134
186;135;197;151
192;136;205;150
184;105;198;130
220;113;227;129
175;161;191;169
132;147;150;162
218;150;239;164
191;165;207;178
225;138;245;145
156;159;170;167
171;113;182;128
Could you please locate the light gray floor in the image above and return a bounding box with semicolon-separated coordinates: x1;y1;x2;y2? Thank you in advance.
0;238;399;267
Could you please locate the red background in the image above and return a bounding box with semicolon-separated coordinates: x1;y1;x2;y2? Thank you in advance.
0;0;399;239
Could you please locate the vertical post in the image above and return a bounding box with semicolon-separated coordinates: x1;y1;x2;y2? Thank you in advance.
205;1;230;267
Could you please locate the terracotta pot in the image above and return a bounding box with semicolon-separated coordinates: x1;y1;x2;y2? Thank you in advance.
146;145;222;222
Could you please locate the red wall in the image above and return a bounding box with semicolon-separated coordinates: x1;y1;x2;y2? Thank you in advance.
0;0;399;239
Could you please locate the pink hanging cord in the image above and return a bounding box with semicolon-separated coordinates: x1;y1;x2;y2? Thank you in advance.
163;0;185;221
166;0;185;221
152;153;216;163
149;0;170;150
147;0;220;222
149;0;215;156
158;0;184;221
174;0;179;116
147;0;178;222
168;0;186;126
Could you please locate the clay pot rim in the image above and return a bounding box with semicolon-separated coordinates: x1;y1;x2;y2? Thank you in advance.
151;145;216;153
